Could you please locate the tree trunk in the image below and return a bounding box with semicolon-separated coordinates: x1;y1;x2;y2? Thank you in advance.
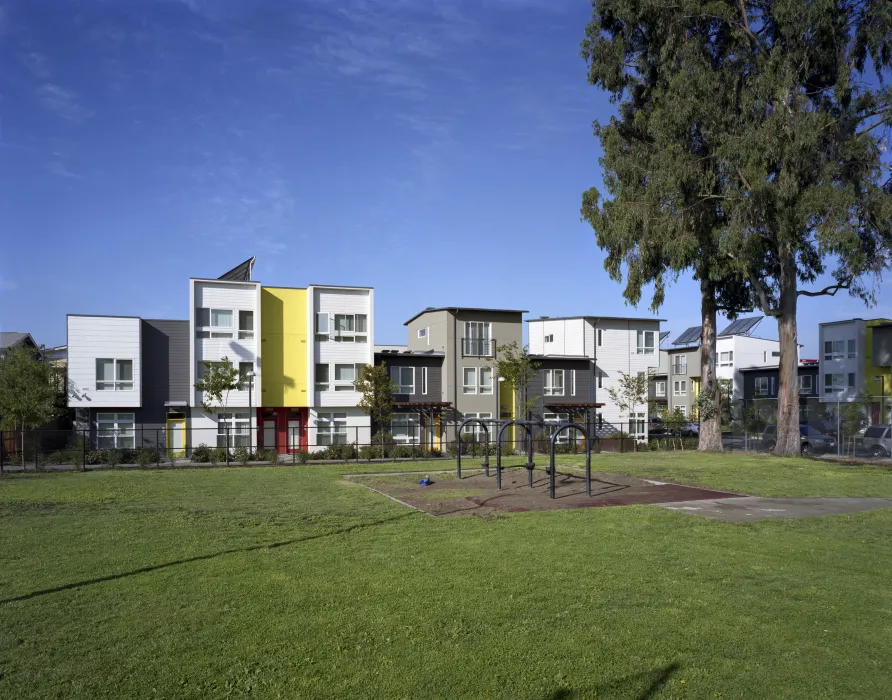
698;280;723;451
775;247;800;456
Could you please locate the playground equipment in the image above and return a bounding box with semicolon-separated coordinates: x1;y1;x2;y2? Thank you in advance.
456;418;593;499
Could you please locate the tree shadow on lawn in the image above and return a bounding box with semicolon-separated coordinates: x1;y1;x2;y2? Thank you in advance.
0;512;417;606
547;662;680;700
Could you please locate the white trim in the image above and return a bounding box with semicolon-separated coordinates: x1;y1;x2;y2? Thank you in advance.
421;367;428;395
544;368;564;396
479;367;493;395
463;367;478;394
390;365;415;394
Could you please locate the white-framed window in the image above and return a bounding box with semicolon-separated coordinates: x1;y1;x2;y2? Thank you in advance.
195;308;236;339
544;412;571;444
315;364;329;391
391;413;420;444
656;380;666;397
334;364;359;391
848;372;856;388
824;340;845;361
315;312;330;341
636;330;656;355
544;334;554;343
847;339;856;358
317;412;348;445
719;351;733;366
824;373;845;393
464;322;492;356
770;377;776;395
480;367;493;394
674;380;687;396
421;367;428;395
571;370;576;396
96;359;133;391
798;375;813;394
391;366;415;394
678;406;686;417
418;327;427;339
463;367;478;394
96;413;135;449
238;311;254;340
333;314;368;343
597;328;603;347
544;369;564;396
217;412;250;448
673;356;687;374
238;362;254;389
461;412;492;441
630;411;646;440
755;377;769;396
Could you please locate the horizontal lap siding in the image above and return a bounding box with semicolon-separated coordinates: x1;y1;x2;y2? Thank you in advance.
142;320;190;423
312;288;373;408
376;355;444;403
68;316;141;408
528;361;592;415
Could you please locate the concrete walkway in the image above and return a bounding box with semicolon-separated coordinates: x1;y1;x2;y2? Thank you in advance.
658;496;892;522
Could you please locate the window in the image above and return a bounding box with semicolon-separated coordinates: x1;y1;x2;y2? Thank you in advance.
480;367;493;395
598;414;603;430
674;380;687;396
798;375;813;394
824;373;845;393
636;330;656;355
195;308;236;339
217;412;250;448
678;406;686;417
96;359;133;391
630;412;646;440
545;334;554;343
597;372;603;389
848;372;856;389
332;314;368;343
392;413;421;444
824;340;845;361
770;377;776;395
418;327;426;338
865;426;890;439
317;412;347;445
391;366;415;394
847;339;856;358
315;312;330;341
719;351;733;366
656;380;666;397
673;356;687;374
772;351;780;357
754;377;769;396
96;413;135;449
461;412;492;441
315;364;329;391
421;367;428;395
544;412;571;444
335;364;358;391
238;362;254;389
544;369;564;396
464;322;492;356
463;367;477;394
238;311;254;340
571;370;576;396
597;328;602;347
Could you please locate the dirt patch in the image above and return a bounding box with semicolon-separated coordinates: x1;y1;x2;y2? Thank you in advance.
348;468;739;517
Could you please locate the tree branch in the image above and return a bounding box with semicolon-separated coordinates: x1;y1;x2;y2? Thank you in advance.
747;272;781;317
736;166;752;191
798;279;852;297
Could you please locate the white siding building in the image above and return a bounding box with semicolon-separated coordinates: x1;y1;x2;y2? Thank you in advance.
716;334;784;400
307;285;374;450
67;315;142;408
529;315;663;439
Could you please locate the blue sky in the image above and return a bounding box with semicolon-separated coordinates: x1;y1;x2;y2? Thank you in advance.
1;0;888;355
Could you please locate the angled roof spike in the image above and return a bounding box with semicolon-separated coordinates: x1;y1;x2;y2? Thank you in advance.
718;316;763;337
217;256;256;282
659;331;670;346
672;326;702;346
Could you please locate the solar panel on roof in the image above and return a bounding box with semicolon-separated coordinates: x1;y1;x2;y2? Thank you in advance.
718;316;763;337
672;326;702;345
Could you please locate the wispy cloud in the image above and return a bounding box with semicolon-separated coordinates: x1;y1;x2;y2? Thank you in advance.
20;51;50;79
47;159;81;179
36;83;93;122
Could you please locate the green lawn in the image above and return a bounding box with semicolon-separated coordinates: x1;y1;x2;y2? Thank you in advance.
1;453;891;699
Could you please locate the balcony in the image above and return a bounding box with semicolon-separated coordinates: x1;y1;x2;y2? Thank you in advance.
672;364;687;376
462;337;496;358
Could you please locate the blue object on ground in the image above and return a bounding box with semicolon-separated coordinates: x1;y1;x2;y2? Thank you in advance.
419;477;432;486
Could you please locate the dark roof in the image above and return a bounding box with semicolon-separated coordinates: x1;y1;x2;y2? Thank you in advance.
871;322;892;329
375;349;445;357
667;345;700;353
526;315;666;323
0;332;36;351
739;363;819;372
543;402;605;408
405;307;528;325
217;257;255;282
529;354;591;361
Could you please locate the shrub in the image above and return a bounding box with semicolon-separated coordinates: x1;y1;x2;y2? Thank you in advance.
85;450;104;465
46;451;71;465
104;449;121;468
135;446;158;467
167;455;178;468
233;445;252;465
296;450;310;465
390;444;419;459
259;448;279;464
602;431;631;440
359;445;387;460
318;443;356;460
191;444;213;463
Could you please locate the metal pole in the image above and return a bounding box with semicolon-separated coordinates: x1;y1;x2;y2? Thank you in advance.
549;435;556;500
156;429;160;466
226;424;230;465
585;433;591;497
837;399;841;457
496;422;503;490
83;429;87;471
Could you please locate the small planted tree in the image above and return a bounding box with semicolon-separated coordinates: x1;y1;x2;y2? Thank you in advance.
606;371;649;438
0;344;57;468
355;363;397;452
194;357;241;452
487;342;540;420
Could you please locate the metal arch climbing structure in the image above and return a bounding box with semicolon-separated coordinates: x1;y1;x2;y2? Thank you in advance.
494;419;539;490
548;422;592;499
455;418;491;479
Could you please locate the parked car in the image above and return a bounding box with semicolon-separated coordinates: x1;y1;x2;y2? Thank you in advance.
862;424;891;457
762;424;836;455
676;422;699;438
648;417;667;436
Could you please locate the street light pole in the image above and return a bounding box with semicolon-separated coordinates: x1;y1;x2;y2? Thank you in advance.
246;370;255;452
874;374;886;425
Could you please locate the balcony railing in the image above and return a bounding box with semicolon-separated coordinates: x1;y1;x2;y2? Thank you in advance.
462;337;496;358
672;364;687;375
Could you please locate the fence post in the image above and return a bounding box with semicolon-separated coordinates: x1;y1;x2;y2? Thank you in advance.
0;430;4;475
156;429;161;466
34;431;39;472
837;399;841;457
225;425;230;465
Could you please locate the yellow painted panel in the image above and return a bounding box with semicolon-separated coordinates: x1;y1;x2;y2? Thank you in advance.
865;319;892;397
261;287;308;406
499;382;516;443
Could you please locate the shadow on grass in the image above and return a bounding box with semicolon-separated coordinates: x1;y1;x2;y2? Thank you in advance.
0;512;417;606
547;663;680;700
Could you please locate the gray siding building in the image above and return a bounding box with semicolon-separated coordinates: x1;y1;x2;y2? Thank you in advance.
666;346;700;418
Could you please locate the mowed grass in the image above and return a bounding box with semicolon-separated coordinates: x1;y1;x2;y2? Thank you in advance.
0;453;890;699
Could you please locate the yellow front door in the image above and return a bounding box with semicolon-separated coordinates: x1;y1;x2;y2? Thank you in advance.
166;418;186;457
